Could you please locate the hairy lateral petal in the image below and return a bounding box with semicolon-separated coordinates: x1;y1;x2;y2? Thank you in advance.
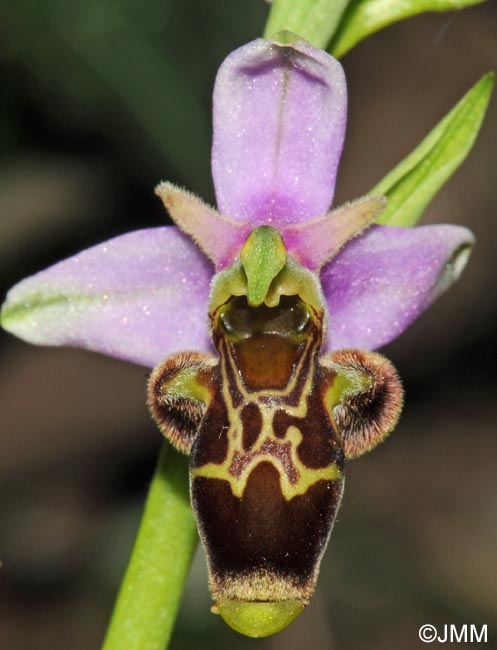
1;228;213;367
283;196;385;271
156;182;248;269
322;224;475;351
212;34;347;226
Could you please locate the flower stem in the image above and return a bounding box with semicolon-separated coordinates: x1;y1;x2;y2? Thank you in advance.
102;443;198;650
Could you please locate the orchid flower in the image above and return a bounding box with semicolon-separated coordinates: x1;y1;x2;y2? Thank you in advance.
0;34;473;367
1;32;474;639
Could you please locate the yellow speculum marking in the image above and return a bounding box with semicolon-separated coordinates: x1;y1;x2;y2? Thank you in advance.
192;335;342;501
192;423;342;500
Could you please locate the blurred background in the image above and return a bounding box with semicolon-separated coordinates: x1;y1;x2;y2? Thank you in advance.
0;1;496;648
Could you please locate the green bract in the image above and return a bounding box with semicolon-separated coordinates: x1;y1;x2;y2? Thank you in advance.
264;0;351;48
371;73;494;227
331;0;488;58
265;0;488;54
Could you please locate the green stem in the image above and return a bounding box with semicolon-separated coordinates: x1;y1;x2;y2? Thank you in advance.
103;444;198;650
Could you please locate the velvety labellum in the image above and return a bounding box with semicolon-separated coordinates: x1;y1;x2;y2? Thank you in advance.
147;231;403;637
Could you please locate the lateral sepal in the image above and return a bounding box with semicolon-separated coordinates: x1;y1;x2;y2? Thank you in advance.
147;351;218;454
321;349;403;459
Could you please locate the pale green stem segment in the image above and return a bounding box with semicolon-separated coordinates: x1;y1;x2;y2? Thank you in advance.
330;0;487;59
103;444;197;650
371;72;494;227
264;0;351;49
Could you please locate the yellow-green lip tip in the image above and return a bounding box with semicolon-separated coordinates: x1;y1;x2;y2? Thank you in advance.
213;598;305;638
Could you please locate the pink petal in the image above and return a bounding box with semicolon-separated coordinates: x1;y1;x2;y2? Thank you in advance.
283;196;385;270
212;34;347;226
156;182;248;269
321;224;475;351
1;228;214;367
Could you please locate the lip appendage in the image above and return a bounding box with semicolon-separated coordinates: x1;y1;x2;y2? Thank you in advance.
148;226;403;638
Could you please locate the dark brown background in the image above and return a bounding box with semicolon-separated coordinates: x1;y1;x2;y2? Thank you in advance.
0;1;496;648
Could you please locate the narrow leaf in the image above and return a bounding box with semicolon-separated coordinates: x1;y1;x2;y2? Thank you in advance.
264;0;351;49
330;0;487;58
370;73;494;227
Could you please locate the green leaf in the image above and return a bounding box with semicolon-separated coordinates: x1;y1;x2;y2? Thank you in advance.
264;0;351;49
330;0;487;58
103;445;197;650
371;72;494;227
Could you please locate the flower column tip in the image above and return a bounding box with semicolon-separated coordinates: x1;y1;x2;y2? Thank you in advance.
240;227;287;306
